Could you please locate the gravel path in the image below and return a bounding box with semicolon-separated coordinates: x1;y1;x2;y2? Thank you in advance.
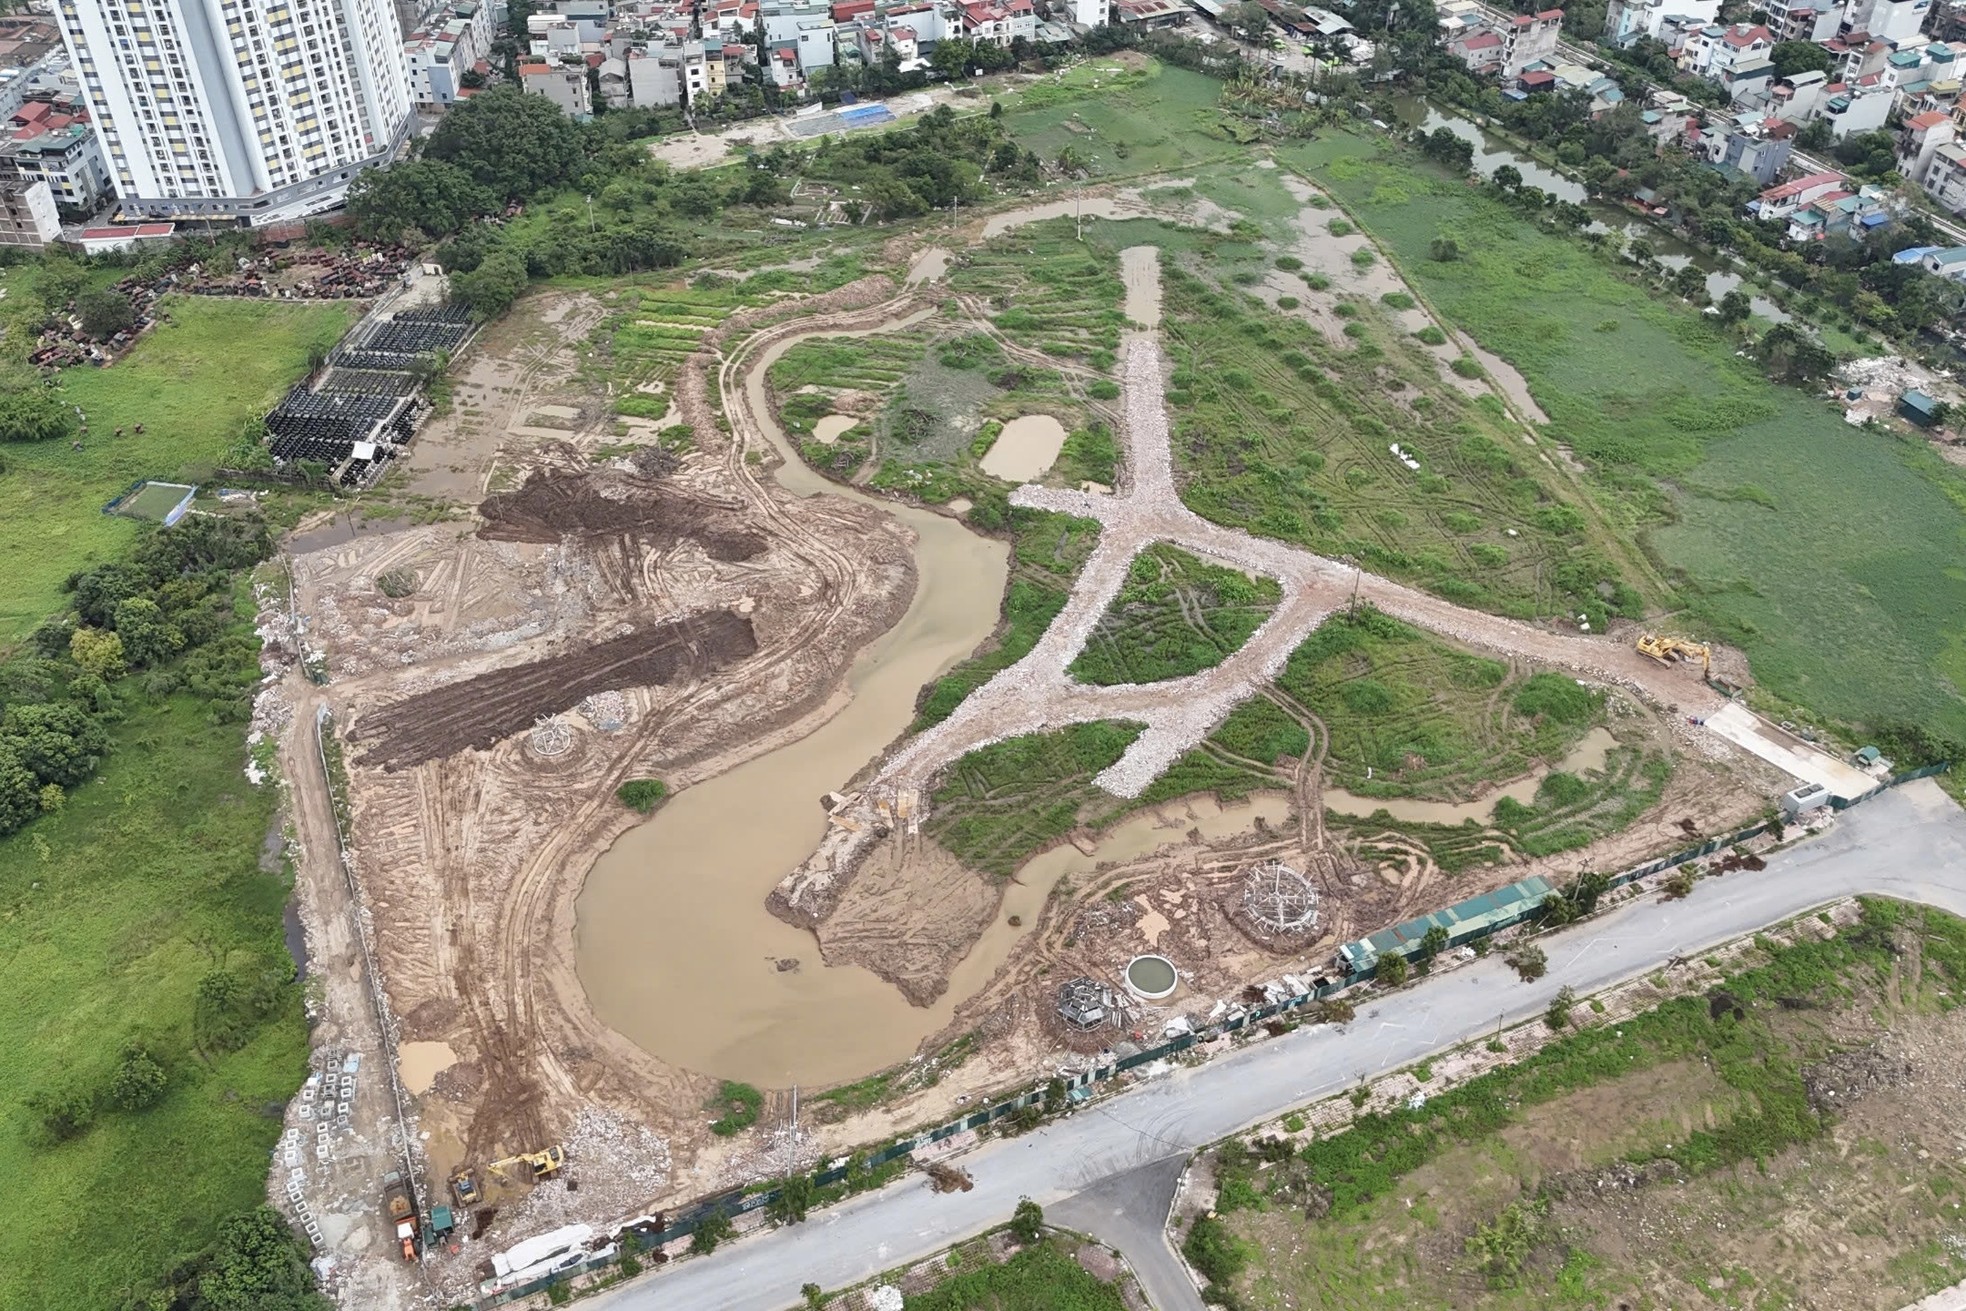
882;249;1721;800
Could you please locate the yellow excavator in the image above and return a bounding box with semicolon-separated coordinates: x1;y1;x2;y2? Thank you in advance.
1635;633;1710;675
486;1145;566;1183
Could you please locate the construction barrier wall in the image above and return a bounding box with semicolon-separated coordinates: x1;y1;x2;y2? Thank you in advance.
473;760;1951;1307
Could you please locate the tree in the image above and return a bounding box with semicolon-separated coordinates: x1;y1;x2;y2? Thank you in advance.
449;249;530;319
690;1209;735;1255
1770;40;1833;77
1492;164;1522;191
1010;1197;1044;1244
1375;950;1409;986
617;778;668;812
423;86;586;197
0;744;37;835
1673;264;1708;303
1428;236;1460;262
69;626;127;680
1414;924;1450;970
1545;985;1576;1030
113;596;185;668
77;286;136;340
1;700;110;787
767;1173;818;1224
1226;0;1271;41
1716;289;1752;325
345;159;497;241
0;386;75;443
199;1206;331;1311
801;1283;827;1310
108;1045;168;1110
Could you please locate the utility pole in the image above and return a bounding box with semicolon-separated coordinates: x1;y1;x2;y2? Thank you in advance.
1075;183;1083;242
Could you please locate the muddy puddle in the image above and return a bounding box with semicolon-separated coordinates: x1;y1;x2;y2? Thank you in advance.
979;414;1069;482
399;1041;457;1096
812;414;854;444
1324;727;1617;825
578;319;1018;1088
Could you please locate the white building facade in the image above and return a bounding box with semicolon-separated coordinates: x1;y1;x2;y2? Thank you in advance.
54;0;414;224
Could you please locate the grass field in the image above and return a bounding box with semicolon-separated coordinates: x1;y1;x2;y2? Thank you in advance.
1205;900;1966;1311
1068;544;1281;685
998;62;1247;183
0;297;355;642
902;1237;1132;1310
0;665;305;1309
1279;131;1966;741
925;721;1143;878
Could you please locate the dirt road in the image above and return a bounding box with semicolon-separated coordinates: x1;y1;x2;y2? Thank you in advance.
774;249;1726;919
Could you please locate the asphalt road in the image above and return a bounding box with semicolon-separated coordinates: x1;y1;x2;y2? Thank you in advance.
593;780;1966;1311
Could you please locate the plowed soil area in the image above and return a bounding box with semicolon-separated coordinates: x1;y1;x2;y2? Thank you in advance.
351;609;758;770
478;469;766;560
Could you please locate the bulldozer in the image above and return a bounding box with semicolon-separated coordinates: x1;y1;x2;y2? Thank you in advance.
1635;633;1710;675
450;1170;481;1207
487;1145;566;1184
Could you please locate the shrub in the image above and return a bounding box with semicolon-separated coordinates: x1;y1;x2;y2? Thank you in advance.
1450;354;1483;378
1512;672;1596;724
690;1209;734;1255
1505;944;1548;982
1350;248;1376;268
1376;951;1409;986
1327;218;1354;236
1183;1215;1251;1285
1416;326;1447;346
1305;273;1331;291
1088;378;1120;400
1282;1113;1307;1133
616;778;668;813
1010;1197;1044;1244
1277;295;1299;309
108;1046;169;1111
1380;292;1416;310
708;1080;763;1135
1275;255;1303;270
1546;985;1576;1030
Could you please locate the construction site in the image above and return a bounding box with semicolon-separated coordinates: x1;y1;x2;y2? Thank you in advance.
268;197;1884;1309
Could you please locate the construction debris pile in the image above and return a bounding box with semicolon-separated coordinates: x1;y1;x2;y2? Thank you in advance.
177;245;417;300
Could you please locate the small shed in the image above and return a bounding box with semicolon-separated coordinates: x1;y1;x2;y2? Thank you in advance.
1853;745;1882;766
1780;782;1829;818
1899;390;1940;427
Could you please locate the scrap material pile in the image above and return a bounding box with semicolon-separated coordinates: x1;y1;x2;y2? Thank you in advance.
176;245;417;300
29;273;166;368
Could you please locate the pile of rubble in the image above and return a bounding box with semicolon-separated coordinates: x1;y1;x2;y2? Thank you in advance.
29;272;167;367
175;245;417;300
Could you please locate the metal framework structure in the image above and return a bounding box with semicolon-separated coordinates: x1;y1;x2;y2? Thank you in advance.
1055;977;1114;1031
1241;860;1319;934
528;718;573;757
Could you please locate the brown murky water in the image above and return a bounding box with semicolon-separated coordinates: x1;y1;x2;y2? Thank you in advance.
979;414;1069;482
1323;726;1618;826
577;321;1016;1089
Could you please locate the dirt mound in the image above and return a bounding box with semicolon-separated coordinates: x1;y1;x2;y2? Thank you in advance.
478;470;766;561
352;610;758;770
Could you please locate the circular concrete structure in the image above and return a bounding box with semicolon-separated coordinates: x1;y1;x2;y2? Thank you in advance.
1124;954;1178;1001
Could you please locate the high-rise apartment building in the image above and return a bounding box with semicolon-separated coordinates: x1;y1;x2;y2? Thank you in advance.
53;0;414;224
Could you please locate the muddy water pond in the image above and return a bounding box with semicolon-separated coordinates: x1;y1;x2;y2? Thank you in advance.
399;1041;457;1096
979;414;1070;482
812;414;855;444
579;319;1018;1089
1324;726;1617;826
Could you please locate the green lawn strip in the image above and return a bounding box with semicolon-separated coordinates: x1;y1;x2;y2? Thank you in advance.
0;297;356;641
925;721;1144;878
1281;130;1966;741
1067;543;1280;686
903;1237;1129;1311
0;690;303;1310
914;509;1100;730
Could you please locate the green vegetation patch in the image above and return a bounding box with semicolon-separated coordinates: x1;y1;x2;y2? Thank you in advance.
0;616;305;1309
1284;131;1966;741
926;721;1143;878
616;778;668;813
0;296;355;640
1068;545;1280;686
903;1237;1130;1311
1145;257;1642;628
1213;900;1966;1310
